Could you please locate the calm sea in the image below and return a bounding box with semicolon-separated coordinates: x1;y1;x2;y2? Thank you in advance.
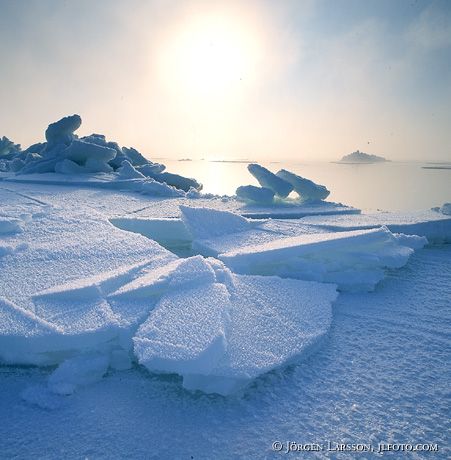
162;159;451;212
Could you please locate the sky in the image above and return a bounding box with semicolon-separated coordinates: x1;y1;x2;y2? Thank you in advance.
0;0;450;162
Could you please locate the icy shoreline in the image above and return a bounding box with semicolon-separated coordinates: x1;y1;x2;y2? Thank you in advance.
1;178;450;397
1;115;450;398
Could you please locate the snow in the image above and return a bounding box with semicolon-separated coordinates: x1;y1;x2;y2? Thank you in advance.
248;163;293;198
0;107;449;453
2;246;448;458
0;170;449;457
236;185;275;203
276;169;330;201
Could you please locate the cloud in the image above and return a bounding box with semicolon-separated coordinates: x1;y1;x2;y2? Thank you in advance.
405;1;451;50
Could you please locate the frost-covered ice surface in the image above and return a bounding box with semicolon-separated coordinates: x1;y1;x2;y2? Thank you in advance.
300;209;451;243
0;246;449;459
0;136;450;457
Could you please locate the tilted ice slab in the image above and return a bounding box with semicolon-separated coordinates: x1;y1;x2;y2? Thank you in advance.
248;163;293;198
134;282;229;377
300;208;451;243
235;185;275;204
219;227;427;292
180;205;252;239
0;195;177;366
177;207;426;291
132;257;337;395
109;217;193;251
1;249;338;395
182;275;337;395
276;169;330;201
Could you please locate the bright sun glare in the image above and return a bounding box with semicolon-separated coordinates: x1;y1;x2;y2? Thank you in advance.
160;14;260;97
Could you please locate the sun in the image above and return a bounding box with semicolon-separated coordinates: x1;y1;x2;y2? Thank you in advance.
159;14;260;97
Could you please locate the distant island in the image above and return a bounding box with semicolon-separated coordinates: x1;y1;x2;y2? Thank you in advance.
336;150;389;164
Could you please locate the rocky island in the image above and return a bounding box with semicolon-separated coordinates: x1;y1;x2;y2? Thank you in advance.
337;150;389;164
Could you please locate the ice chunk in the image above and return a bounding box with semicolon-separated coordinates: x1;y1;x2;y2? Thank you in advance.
45;114;81;146
134;283;229;376
122;146;149;167
32;283;120;341
219;227;426;292
117;160;146;179
180;206;251;240
55;158;87;174
0;136;20;157
85;157;114;173
133;263;337;395
0;297;60;365
183;275;337;395
9;158;25;172
440;203;451;215
276;169;330;201
110;349;132;370
152;171;202;192
47;353;109;395
109;256;216;301
137;162;166;176
109;217;192;249
236;185;275;203
141;179;185;197
63;139;117;164
248;163;293;198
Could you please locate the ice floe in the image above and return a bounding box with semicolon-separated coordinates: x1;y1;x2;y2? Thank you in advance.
132;257;337;395
300;208;451;243
219;227;427;292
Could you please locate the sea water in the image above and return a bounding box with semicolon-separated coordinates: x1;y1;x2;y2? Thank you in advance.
163;159;451;212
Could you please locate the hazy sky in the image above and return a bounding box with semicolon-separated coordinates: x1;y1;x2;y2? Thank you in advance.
1;0;450;161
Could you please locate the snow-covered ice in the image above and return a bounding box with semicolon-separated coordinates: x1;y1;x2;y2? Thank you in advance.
300;207;451;243
1;114;202;196
1;245;448;458
0;114;449;457
132;256;337;395
219;226;427;292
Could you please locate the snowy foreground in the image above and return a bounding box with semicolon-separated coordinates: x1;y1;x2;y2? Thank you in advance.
1;179;450;457
1;117;450;458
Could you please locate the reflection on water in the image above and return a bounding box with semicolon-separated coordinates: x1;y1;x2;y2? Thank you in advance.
162;160;451;212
